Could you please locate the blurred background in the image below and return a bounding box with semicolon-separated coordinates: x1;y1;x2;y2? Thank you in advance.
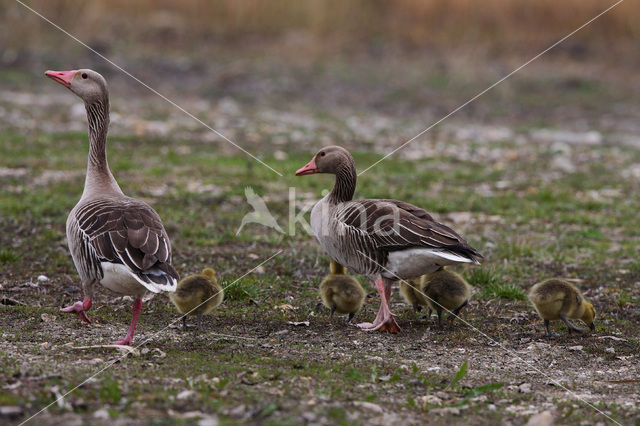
1;0;639;154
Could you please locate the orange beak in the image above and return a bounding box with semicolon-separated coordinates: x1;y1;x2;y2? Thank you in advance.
45;70;77;88
296;156;318;175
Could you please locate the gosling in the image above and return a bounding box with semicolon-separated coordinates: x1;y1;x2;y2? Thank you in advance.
399;278;428;313
170;268;224;331
528;278;595;337
319;260;366;323
421;267;472;327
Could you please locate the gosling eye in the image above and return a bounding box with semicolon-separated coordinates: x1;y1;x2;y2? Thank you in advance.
320;151;325;157
81;73;88;79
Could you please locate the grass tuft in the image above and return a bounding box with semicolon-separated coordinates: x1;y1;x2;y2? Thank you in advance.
0;249;19;264
465;268;527;301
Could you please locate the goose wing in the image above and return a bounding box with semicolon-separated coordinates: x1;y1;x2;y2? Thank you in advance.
336;199;482;262
75;197;179;291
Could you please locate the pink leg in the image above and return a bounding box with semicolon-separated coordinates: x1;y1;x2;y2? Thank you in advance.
113;299;142;346
357;278;401;333
61;298;92;324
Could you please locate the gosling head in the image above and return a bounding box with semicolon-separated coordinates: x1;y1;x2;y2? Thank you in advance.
45;69;107;103
582;301;596;331
202;268;216;280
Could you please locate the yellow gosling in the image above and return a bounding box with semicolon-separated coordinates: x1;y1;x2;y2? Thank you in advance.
319;260;366;323
399;278;428;313
170;268;223;330
421;267;471;327
528;278;596;337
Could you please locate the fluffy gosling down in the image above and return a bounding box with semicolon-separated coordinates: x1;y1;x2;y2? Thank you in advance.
420;267;471;327
528;278;595;337
319;260;366;323
170;268;224;330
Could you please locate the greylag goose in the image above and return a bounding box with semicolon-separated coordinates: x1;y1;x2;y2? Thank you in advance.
319;260;366;323
45;69;179;345
170;268;223;331
418;267;471;327
296;146;482;332
528;278;595;337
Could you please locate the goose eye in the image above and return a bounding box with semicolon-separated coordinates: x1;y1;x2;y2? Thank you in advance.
320;152;325;157
81;73;88;79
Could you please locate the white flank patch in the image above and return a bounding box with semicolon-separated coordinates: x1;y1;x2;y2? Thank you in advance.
384;248;474;280
100;262;175;295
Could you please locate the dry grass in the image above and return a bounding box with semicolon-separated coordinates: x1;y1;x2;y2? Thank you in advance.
3;0;639;57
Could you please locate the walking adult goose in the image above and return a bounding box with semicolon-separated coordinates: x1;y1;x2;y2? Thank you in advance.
296;146;482;332
46;69;179;345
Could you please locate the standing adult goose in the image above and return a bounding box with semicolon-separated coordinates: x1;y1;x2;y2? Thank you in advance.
45;69;179;345
296;146;482;332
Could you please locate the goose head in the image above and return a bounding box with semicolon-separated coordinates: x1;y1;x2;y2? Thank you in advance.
296;146;354;176
45;69;108;103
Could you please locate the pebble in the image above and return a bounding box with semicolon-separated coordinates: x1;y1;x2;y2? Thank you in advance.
605;347;615;354
93;408;109;420
353;401;383;413
525;410;554;426
430;407;461;416
518;383;532;394
176;390;195;400
37;275;49;282
0;406;23;416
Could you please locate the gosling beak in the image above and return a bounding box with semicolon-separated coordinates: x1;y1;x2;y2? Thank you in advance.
45;70;77;88
295;156;318;176
589;322;595;331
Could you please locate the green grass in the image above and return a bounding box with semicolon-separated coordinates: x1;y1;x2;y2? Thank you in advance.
2;104;640;424
0;248;19;264
465;268;527;301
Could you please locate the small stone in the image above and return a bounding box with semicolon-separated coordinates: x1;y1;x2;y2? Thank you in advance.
198;416;218;426
568;345;583;351
40;313;56;322
525;410;554;426
229;404;246;417
519;383;532;393
0;406;23;416
93;408;109;420
431;407;461;415
420;395;443;407
274;150;288;161
152;348;167;358
176;390;195;400
353;401;383;413
37;275;49;282
605;347;615;354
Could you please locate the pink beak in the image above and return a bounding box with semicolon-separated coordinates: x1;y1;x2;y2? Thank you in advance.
296;156;318;176
45;69;77;88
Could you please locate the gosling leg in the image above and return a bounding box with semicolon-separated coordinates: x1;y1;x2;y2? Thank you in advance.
182;316;188;332
544;319;560;338
346;312;355;324
197;312;203;332
421;308;431;320
329;305;335;321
